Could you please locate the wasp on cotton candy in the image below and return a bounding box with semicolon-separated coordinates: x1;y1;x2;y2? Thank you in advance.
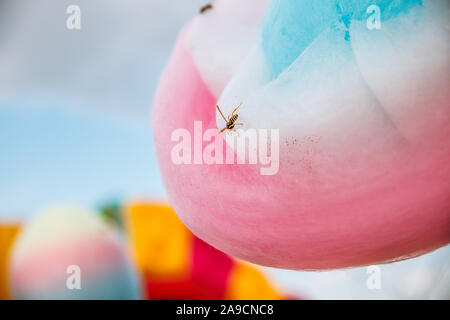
217;103;244;134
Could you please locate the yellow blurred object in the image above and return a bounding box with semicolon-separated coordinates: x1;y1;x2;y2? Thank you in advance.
225;262;283;300
0;223;21;300
123;203;192;280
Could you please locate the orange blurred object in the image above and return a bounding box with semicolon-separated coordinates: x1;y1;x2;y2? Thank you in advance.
0;222;21;300
225;262;282;300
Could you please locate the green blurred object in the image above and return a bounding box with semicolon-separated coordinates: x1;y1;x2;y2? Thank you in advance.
99;201;124;230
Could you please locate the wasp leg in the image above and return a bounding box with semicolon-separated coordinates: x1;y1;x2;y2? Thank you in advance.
220;127;228;133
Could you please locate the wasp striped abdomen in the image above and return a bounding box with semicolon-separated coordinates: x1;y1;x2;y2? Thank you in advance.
217;103;244;134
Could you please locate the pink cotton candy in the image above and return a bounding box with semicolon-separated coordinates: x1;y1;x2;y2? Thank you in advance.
152;27;450;270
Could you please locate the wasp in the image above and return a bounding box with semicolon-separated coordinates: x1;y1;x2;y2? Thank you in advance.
217;103;244;133
200;4;213;14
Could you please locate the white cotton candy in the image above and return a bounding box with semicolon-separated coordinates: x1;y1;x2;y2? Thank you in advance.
349;0;450;143
185;0;269;98
218;27;404;154
216;0;449;155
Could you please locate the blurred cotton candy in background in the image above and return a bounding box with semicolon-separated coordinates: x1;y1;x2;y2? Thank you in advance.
9;206;140;299
0;0;449;300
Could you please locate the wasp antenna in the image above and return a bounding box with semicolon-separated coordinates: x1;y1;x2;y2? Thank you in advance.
216;105;228;122
231;102;243;116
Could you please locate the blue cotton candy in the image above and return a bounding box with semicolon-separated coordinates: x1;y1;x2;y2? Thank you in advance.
261;0;423;78
337;0;423;21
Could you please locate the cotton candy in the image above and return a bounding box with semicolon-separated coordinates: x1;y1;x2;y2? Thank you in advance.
152;0;450;269
10;206;140;299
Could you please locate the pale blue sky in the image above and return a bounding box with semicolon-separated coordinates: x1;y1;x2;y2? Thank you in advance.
0;98;166;220
0;0;206;219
